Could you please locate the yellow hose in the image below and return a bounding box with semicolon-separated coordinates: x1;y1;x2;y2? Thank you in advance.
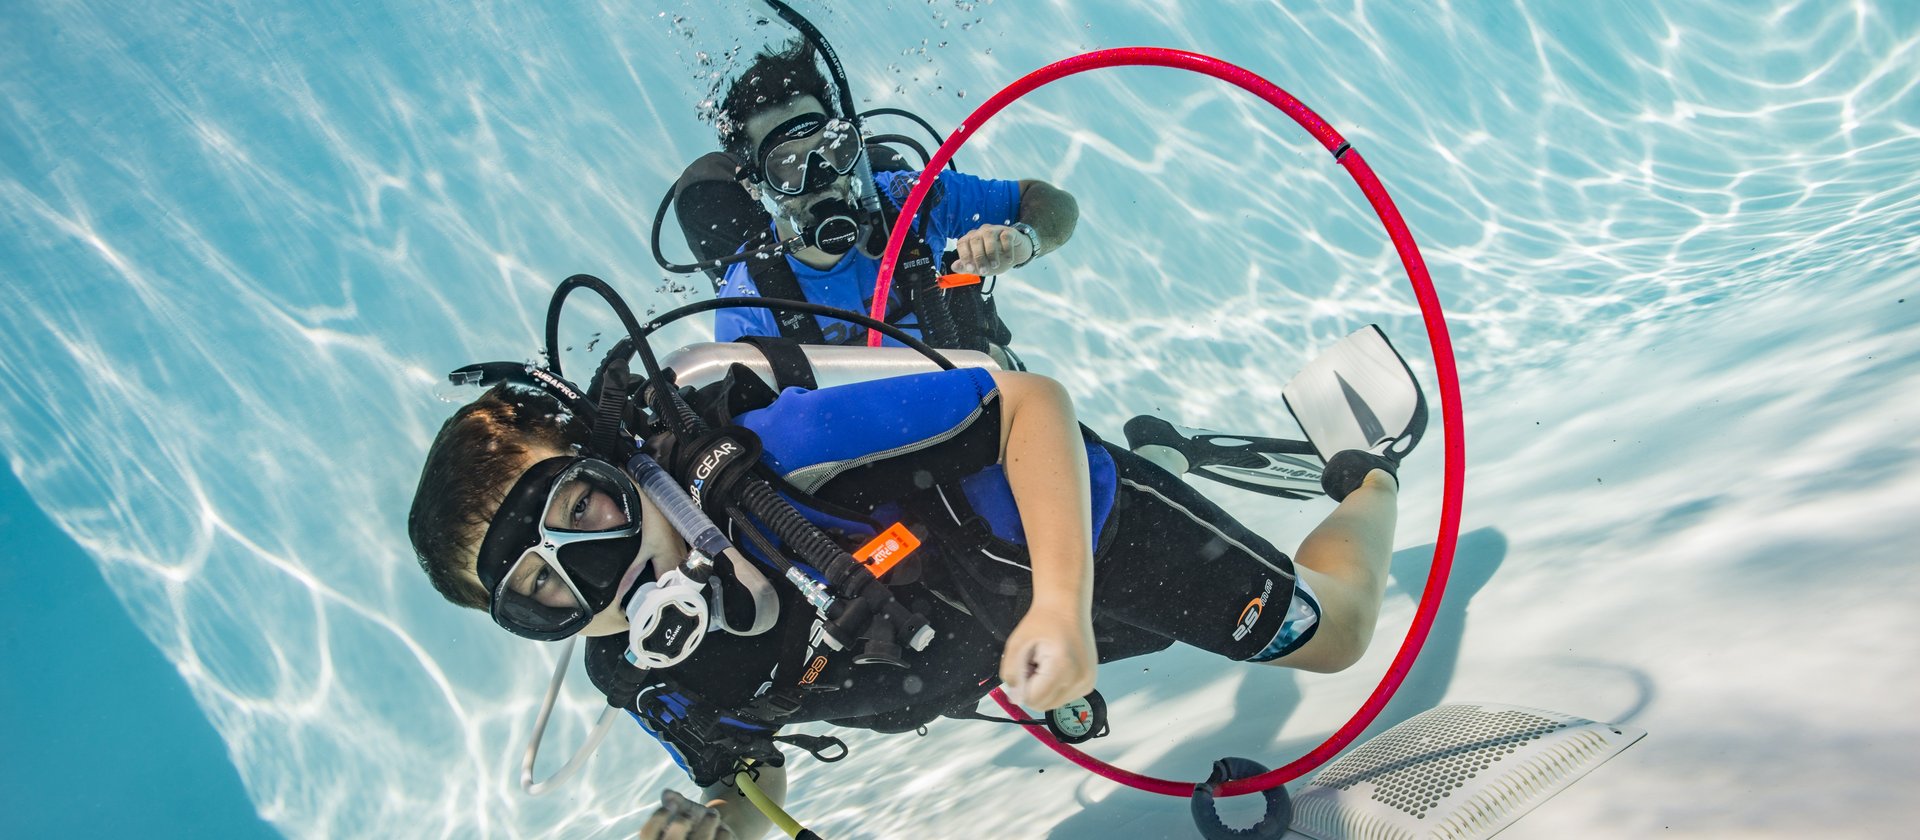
734;765;812;839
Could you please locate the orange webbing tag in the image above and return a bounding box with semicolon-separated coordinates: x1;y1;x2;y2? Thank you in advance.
937;273;983;289
854;522;921;578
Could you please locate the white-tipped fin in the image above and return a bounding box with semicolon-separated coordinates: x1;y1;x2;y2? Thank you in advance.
1282;325;1427;463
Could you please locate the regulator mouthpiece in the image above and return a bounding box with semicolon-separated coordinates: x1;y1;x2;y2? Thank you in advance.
624;564;713;670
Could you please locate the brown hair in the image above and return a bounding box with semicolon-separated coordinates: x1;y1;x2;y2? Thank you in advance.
407;384;589;610
716;37;835;160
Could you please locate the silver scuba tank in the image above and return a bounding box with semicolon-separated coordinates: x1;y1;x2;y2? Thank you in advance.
658;342;1002;391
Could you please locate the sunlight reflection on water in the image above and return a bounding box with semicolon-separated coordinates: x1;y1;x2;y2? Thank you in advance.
4;1;1918;837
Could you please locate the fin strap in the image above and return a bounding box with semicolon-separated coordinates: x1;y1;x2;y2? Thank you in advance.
1320;449;1398;502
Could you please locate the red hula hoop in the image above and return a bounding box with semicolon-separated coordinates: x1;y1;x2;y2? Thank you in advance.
868;46;1466;799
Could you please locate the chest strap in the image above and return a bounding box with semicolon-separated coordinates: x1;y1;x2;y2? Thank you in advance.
630;679;848;787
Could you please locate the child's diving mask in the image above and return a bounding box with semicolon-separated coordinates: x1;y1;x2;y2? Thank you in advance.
476;456;649;641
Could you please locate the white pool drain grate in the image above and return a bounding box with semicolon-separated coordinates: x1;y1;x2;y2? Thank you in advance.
1289;703;1645;840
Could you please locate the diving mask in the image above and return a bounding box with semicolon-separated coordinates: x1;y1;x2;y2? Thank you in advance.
755;112;863;196
477;456;649;641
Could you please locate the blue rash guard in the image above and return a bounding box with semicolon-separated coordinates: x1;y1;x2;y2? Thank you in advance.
713;169;1022;346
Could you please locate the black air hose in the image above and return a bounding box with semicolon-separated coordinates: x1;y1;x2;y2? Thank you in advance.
909;268;969;352
647;375;932;660
737;481;931;649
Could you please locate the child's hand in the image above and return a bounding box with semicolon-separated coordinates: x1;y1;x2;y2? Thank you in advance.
637;789;733;840
999;602;1097;711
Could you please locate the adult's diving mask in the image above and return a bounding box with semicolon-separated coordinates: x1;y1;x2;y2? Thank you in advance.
754;112;863;196
477;456;648;641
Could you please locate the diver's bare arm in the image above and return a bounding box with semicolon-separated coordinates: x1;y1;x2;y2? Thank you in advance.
695;762;785;839
1016;179;1079;258
1267;470;1399;673
989;370;1094;622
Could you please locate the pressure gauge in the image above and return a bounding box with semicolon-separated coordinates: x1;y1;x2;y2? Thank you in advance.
1044;690;1109;744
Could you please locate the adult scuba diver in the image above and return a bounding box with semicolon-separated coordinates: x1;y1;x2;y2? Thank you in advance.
658;36;1077;365
654;22;1328;501
406;272;1428;839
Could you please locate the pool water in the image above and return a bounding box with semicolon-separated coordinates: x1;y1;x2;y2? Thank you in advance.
3;1;1917;837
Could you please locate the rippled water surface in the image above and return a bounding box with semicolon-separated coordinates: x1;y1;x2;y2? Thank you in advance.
4;1;1918;837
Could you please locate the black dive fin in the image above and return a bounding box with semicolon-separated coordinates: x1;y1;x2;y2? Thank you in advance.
1123;415;1324;499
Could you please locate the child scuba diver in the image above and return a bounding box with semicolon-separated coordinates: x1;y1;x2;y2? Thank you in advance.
406;276;1420;838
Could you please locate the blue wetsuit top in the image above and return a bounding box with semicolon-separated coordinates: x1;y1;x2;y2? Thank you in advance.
713;170;1022;346
735;367;1117;545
